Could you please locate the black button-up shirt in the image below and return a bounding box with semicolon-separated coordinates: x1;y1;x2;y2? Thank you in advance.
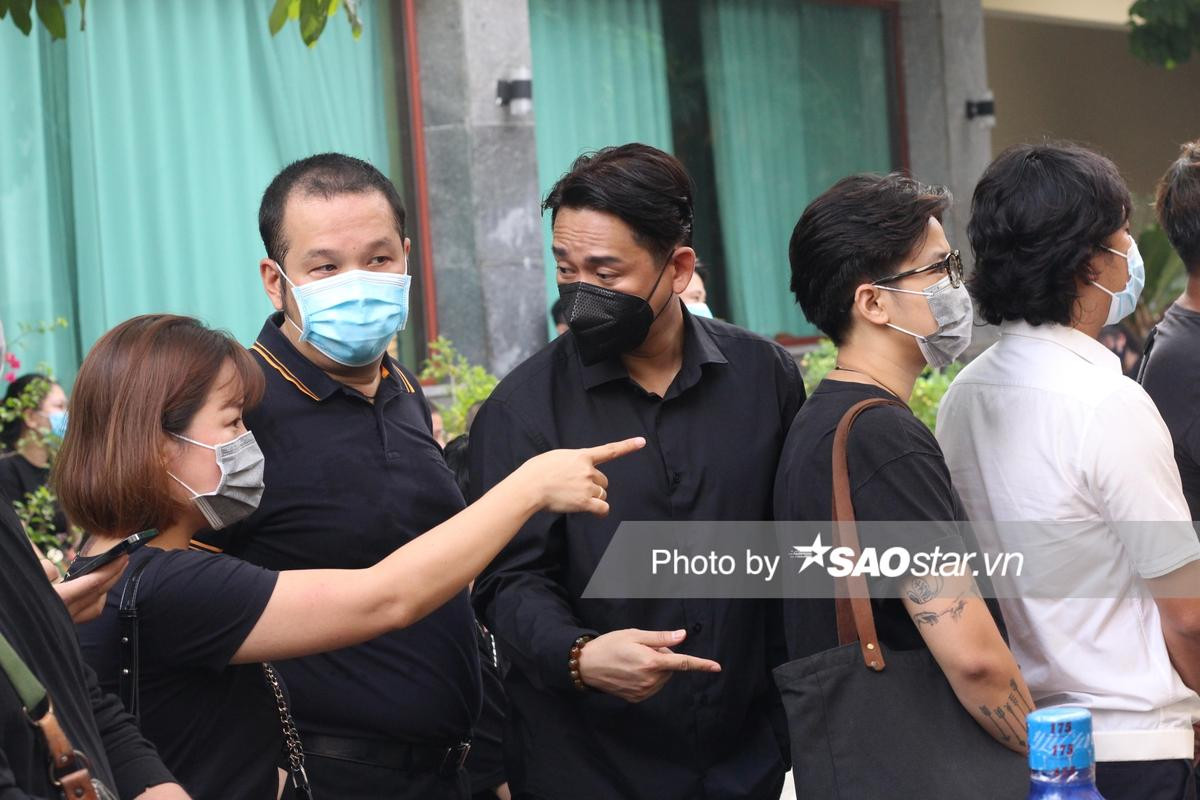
199;314;480;742
469;309;805;800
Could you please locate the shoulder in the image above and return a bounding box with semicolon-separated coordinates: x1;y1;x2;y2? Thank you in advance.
487;335;577;407
701;317;799;371
136;548;276;604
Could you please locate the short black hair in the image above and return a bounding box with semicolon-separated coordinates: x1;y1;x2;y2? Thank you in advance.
543;143;694;262
1156;140;1200;274
259;153;407;266
968;143;1131;326
788;173;951;344
443;434;470;499
550;297;567;325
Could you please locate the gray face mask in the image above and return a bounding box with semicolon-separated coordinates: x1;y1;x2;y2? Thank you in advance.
877;275;974;368
168;430;265;530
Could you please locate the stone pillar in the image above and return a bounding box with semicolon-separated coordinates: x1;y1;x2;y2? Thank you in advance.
415;0;547;376
899;0;996;353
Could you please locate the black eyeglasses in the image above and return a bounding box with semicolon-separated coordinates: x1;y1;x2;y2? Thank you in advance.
874;250;963;288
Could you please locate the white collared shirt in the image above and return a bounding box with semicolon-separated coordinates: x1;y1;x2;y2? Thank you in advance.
937;320;1200;762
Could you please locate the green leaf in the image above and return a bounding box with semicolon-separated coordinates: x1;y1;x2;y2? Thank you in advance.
35;0;65;39
0;1;9;22
299;0;328;46
343;0;362;39
287;0;300;20
9;0;32;35
327;0;339;17
268;0;289;35
78;0;85;31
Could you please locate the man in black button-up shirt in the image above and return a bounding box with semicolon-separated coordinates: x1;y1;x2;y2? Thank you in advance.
470;144;804;800
198;154;478;800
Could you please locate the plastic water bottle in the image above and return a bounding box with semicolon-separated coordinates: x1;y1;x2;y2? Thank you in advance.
1027;707;1107;799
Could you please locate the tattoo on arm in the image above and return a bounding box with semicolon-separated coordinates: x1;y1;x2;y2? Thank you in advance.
909;584;981;627
905;575;945;605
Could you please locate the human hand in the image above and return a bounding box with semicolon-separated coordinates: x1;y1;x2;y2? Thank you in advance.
54;554;127;624
577;628;721;703
518;437;645;516
134;783;191;799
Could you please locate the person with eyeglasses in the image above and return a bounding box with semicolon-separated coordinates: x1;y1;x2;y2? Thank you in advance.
937;142;1200;800
774;173;1031;774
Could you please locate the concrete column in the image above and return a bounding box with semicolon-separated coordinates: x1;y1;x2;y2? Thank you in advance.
899;0;996;354
415;0;547;376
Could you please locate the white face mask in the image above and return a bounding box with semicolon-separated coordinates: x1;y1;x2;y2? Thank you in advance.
876;276;974;368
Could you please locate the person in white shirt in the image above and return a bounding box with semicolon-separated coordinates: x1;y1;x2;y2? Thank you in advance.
937;142;1200;800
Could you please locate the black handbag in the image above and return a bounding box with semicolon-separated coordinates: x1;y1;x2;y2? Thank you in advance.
772;397;1029;799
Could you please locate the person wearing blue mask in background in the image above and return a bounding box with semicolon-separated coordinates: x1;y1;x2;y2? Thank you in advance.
681;260;714;319
0;373;72;554
193;153;483;800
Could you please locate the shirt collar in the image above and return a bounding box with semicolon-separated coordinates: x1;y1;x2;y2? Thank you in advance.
251;313;404;402
999;320;1123;373
578;304;730;392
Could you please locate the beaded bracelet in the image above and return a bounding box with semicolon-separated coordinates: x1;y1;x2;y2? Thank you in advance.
568;635;593;691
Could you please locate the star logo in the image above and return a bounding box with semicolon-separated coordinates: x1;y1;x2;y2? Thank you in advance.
790;533;831;573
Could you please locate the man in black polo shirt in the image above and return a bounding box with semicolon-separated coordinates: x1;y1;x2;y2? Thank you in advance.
1140;140;1200;518
469;144;805;800
201;154;478;799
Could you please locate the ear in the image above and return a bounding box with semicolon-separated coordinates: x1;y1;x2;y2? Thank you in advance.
260;259;285;313
403;237;412;260
668;247;697;294
21;408;41;430
851;282;893;327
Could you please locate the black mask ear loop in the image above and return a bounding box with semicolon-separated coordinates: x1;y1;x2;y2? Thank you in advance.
645;249;679;322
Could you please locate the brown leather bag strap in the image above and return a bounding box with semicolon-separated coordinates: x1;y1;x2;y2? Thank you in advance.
35;705;100;800
831;397;908;672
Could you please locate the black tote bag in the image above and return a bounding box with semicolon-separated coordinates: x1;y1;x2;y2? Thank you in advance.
773;397;1029;799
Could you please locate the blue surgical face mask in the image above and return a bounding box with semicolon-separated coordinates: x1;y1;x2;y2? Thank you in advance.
277;263;412;367
48;410;68;439
1092;238;1145;327
686;302;714;319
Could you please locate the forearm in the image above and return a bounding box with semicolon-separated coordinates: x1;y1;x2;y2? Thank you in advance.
905;577;1032;753
943;653;1033;754
237;467;544;662
1161;623;1200;696
366;467;543;628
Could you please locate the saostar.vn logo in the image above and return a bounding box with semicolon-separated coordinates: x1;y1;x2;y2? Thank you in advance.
790;532;985;578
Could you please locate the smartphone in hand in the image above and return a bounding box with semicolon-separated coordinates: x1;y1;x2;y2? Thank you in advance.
65;529;160;581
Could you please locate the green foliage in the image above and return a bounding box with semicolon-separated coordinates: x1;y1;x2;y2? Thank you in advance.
1;0;85;39
13;485;72;572
1132;223;1188;339
1129;0;1200;68
4;0;361;45
799;339;963;432
419;337;499;439
268;0;363;47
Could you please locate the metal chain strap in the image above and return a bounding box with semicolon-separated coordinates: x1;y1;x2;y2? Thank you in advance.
261;662;313;800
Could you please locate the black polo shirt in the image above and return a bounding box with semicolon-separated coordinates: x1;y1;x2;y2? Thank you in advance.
469;308;805;800
198;314;480;742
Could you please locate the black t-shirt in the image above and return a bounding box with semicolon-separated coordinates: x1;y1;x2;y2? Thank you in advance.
773;379;1004;661
0;454;68;537
0;504;175;799
1139;302;1200;520
198;317;479;742
76;546;279;800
